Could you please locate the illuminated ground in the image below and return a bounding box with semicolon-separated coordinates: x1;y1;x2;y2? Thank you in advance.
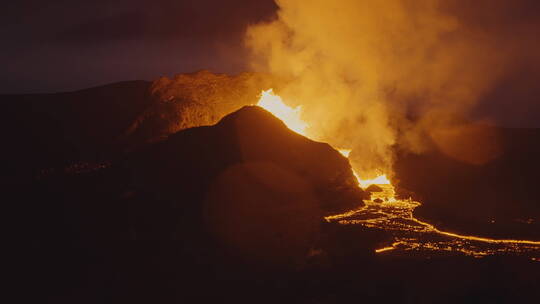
326;184;540;260
256;89;540;261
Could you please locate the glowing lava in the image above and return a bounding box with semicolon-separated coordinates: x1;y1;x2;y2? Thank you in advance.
356;173;391;188
257;89;308;136
257;89;540;258
337;149;351;158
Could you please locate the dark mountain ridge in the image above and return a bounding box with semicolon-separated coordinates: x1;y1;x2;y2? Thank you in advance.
5;76;540;303
395;127;540;239
1;80;152;183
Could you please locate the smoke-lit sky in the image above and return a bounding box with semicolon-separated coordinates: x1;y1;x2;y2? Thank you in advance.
1;0;539;126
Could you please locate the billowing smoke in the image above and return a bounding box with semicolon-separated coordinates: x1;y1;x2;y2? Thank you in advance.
245;0;539;178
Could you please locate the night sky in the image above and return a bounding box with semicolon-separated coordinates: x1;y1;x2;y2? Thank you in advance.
1;0;277;93
1;0;539;126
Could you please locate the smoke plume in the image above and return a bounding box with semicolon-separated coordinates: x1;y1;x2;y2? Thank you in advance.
245;0;539;178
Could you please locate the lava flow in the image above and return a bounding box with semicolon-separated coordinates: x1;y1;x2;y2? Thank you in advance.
256;89;540;259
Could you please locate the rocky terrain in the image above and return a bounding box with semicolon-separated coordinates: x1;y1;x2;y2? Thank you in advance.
4;71;540;303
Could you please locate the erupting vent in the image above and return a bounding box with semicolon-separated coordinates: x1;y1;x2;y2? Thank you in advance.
257;89;309;136
256;89;393;192
257;89;540;259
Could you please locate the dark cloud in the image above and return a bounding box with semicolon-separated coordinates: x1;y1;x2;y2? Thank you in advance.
54;11;147;44
0;0;277;93
53;0;278;44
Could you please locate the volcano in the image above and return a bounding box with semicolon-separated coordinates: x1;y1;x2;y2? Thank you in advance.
5;72;540;303
11;103;375;301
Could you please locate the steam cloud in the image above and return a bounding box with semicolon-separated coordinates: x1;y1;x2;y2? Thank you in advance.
245;0;539;178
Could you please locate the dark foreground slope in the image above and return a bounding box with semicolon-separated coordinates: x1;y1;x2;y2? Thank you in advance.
11;106;379;303
5;78;540;302
395;128;540;240
12;106;539;304
7;110;540;304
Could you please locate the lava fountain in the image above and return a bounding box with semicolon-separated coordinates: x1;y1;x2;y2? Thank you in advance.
256;89;309;136
257;89;390;189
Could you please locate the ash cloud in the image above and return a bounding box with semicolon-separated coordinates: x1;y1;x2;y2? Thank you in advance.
245;0;540;177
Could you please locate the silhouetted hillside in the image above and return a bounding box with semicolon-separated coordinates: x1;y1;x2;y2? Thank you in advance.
12;105;374;303
395;128;540;239
1;80;152;183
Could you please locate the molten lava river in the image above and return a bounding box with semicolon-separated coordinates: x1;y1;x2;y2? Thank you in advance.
257;89;540;260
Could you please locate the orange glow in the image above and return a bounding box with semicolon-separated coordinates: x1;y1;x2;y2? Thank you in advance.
412;217;540;246
257;89;308;136
326;183;540;257
337;148;351;158
257;89;395;194
355;173;391;188
375;246;396;253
